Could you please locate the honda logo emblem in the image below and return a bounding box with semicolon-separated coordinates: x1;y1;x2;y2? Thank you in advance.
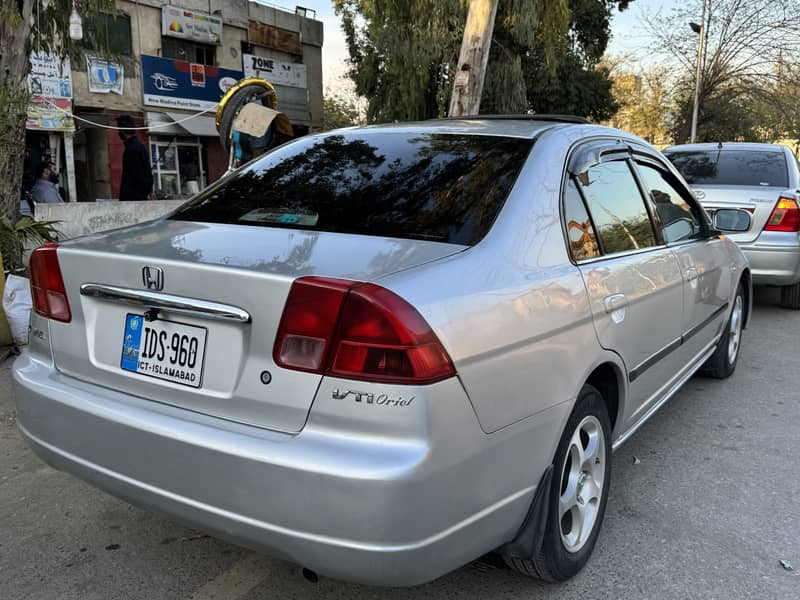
142;266;164;291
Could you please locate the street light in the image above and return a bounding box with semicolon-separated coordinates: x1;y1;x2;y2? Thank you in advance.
690;0;709;143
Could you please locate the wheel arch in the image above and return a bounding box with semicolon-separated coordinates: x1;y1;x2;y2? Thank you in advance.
739;267;752;328
584;361;625;435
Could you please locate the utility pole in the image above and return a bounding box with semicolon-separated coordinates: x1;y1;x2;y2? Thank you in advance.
690;0;708;143
448;0;499;117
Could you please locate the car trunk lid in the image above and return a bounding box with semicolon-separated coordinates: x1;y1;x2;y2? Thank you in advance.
691;185;793;243
49;219;465;432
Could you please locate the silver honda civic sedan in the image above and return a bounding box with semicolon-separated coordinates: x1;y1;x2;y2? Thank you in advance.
14;117;751;586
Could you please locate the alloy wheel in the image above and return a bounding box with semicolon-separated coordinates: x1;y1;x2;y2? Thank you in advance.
558;415;606;553
727;294;743;365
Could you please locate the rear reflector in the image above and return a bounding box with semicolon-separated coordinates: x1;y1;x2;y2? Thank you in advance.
764;197;800;232
29;242;71;323
274;277;456;384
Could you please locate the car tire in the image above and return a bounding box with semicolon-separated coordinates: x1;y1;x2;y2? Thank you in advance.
780;281;800;310
700;283;744;379
505;384;611;582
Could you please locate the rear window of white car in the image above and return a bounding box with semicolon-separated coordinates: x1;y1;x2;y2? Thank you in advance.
664;148;789;187
170;131;532;245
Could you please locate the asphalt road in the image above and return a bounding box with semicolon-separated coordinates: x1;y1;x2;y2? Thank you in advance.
1;287;797;600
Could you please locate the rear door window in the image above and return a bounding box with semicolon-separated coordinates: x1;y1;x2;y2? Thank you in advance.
170;132;532;246
665;149;789;187
576;160;658;254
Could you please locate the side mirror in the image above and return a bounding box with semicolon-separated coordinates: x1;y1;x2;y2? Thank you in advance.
713;208;751;233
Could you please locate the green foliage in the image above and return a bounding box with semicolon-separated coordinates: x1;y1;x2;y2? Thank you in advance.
0;216;60;271
336;0;633;122
27;0;117;59
605;66;669;144
322;95;363;131
335;0;467;122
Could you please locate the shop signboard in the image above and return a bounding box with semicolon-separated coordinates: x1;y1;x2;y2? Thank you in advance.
26;53;74;131
141;55;243;111
248;21;302;55
26;97;75;131
242;54;307;89
162;5;222;45
28;52;72;99
87;56;124;94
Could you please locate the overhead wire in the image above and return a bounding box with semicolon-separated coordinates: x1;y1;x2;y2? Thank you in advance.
38;98;218;130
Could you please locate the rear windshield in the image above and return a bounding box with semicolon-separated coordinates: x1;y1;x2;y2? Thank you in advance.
664;148;789;187
169;131;532;245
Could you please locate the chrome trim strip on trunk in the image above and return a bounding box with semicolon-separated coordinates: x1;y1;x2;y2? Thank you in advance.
80;284;252;323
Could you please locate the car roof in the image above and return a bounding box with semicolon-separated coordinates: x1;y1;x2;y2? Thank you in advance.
342;115;591;140
664;142;789;154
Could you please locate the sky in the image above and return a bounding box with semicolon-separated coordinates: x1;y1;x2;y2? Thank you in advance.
285;0;687;93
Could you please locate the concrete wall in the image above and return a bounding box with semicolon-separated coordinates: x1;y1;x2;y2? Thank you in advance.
35;201;185;240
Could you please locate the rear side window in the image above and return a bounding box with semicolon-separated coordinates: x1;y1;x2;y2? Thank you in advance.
576;161;657;254
563;179;600;260
665;149;789;187
170;132;532;245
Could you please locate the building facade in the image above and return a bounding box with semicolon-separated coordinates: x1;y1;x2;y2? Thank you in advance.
26;0;323;203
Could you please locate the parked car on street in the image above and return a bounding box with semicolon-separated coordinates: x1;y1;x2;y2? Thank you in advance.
14;117;752;586
664;142;800;309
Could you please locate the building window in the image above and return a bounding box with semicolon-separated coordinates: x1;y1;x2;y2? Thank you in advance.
150;138;207;199
83;13;133;56
162;38;216;66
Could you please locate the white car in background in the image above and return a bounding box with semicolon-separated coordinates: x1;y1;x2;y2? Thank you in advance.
664;142;800;308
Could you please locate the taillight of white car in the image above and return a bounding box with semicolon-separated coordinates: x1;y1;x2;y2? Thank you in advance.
274;276;455;384
29;241;71;323
764;197;800;232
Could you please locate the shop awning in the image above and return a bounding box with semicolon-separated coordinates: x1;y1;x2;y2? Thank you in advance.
146;111;218;138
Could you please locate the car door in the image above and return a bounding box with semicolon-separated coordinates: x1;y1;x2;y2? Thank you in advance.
632;156;732;362
564;143;685;428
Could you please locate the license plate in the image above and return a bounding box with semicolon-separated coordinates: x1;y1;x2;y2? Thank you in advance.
120;314;207;388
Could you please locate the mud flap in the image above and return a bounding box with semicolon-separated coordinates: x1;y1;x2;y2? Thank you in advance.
498;465;554;559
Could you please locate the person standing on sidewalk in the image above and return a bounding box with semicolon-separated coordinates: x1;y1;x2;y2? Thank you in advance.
116;115;153;201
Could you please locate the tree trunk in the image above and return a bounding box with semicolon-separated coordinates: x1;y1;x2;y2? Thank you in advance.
0;0;34;220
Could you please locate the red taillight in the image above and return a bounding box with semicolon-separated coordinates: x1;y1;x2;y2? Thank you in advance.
273;277;456;384
764;197;800;232
29;242;71;322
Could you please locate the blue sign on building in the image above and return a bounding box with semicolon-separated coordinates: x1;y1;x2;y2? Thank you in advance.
141;54;243;111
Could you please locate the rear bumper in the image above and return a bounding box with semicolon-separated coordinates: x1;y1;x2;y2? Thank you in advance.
12;352;551;586
740;240;800;286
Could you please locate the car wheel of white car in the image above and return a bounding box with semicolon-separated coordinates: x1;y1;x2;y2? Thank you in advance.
701;282;745;379
505;383;611;582
780;281;800;310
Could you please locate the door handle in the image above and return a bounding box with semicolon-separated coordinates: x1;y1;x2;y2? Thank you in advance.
686;267;699;282
603;293;628;314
